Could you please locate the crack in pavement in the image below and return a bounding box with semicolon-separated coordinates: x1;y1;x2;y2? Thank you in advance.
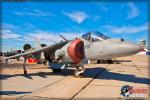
17;65;109;100
70;67;106;100
17;76;67;100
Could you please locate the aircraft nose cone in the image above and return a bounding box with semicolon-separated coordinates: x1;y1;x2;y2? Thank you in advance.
133;45;142;52
121;42;142;55
128;43;142;52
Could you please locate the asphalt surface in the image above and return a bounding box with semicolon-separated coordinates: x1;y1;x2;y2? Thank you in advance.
0;55;149;100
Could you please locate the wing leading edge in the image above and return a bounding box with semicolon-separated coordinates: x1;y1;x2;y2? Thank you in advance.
1;41;69;60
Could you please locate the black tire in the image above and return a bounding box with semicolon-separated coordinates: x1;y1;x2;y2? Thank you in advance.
52;69;61;73
43;60;48;65
97;60;101;64
107;60;113;64
24;70;27;75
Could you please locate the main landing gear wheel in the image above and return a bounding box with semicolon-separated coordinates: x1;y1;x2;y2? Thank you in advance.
107;60;113;64
74;65;85;77
52;68;61;73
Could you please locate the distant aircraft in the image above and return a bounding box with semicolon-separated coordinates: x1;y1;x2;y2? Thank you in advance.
1;31;142;77
0;50;22;57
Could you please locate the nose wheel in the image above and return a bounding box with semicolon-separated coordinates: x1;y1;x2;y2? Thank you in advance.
74;65;85;77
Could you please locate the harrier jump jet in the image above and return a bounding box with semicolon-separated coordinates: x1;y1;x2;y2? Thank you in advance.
1;31;142;77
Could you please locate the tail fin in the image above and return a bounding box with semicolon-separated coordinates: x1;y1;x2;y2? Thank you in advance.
34;37;45;60
35;37;42;49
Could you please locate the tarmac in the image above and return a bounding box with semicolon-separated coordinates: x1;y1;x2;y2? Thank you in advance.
0;55;150;100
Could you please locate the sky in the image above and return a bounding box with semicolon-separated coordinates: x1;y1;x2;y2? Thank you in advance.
1;1;149;51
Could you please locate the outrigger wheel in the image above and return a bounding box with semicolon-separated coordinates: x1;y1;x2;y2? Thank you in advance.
24;70;27;75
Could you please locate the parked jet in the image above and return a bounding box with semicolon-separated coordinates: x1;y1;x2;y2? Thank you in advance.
1;31;142;77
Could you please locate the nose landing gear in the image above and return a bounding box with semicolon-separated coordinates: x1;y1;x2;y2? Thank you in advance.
74;64;85;77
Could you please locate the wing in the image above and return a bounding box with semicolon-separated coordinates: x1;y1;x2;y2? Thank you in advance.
1;41;69;60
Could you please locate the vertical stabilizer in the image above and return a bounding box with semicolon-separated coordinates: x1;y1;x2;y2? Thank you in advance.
34;37;45;60
35;37;41;49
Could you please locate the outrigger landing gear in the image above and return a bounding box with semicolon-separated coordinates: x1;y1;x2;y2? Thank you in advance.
23;58;27;75
74;64;85;77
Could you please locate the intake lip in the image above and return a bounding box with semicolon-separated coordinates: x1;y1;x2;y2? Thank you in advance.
67;38;85;64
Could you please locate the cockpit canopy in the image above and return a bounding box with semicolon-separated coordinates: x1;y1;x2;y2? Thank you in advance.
82;31;110;42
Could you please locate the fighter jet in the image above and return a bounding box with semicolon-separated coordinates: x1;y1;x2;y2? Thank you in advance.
1;31;142;77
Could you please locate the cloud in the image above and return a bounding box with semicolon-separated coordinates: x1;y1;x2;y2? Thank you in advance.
1;23;83;46
14;9;52;17
22;32;82;47
127;2;140;19
1;30;83;51
1;23;82;44
105;23;148;34
59;32;81;39
2;23;17;30
1;30;21;39
2;23;40;35
63;11;88;24
25;31;82;43
1;30;81;44
27;31;61;43
1;29;60;43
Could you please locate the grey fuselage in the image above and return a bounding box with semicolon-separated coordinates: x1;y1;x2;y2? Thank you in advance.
55;38;142;63
82;38;142;60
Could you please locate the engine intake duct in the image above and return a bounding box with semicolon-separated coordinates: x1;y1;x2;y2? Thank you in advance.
67;38;85;63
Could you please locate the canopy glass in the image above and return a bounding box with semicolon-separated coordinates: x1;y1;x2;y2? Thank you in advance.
82;31;110;42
